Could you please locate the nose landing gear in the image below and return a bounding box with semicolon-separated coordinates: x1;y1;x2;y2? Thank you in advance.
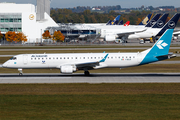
18;68;23;76
84;71;90;76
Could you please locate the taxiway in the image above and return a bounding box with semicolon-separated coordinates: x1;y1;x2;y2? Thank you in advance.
0;73;180;84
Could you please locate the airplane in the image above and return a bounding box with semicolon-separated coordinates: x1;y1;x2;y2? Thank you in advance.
2;29;175;76
102;13;170;42
173;31;180;39
103;13;180;42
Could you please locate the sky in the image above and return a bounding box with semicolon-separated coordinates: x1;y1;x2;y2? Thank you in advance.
0;0;180;8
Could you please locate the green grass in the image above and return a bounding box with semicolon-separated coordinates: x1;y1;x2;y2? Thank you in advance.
0;84;180;120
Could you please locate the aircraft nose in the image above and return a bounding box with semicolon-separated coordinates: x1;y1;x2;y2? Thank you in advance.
2;62;8;68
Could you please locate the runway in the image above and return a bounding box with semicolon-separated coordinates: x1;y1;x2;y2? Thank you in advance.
0;73;180;84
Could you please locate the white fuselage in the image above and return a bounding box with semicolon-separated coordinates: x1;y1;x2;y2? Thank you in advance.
3;53;145;70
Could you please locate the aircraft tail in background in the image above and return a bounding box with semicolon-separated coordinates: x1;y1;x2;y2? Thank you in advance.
139;14;152;25
111;15;121;25
145;13;161;27
124;21;130;26
156;13;180;36
118;20;123;25
106;20;112;25
151;13;169;29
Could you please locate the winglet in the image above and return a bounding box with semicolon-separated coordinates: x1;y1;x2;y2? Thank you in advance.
99;54;109;62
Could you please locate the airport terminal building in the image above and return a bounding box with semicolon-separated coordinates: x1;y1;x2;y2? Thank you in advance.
0;0;58;43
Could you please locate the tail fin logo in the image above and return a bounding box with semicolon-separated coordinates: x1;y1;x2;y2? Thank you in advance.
150;20;156;26
156;40;168;49
168;21;175;28
157;20;164;27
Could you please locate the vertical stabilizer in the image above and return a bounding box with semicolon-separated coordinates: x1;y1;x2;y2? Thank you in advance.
145;13;161;27
139;14;152;25
140;29;174;65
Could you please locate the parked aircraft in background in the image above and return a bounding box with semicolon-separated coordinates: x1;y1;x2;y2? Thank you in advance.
173;31;180;39
2;29;175;76
100;13;169;42
102;13;180;43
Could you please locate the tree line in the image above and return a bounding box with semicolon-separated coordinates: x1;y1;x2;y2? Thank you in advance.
0;31;27;43
51;9;150;24
50;9;180;26
42;30;65;42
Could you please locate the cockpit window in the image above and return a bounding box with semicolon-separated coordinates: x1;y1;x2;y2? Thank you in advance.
10;57;17;60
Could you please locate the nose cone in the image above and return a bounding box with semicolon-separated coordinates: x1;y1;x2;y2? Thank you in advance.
2;62;8;68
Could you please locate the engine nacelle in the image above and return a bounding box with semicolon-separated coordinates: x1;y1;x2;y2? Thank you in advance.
105;35;118;41
60;66;75;74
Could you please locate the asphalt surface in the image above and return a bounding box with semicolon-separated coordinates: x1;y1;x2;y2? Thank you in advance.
0;73;180;83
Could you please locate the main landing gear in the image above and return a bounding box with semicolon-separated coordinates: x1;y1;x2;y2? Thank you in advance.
18;68;23;76
84;71;90;76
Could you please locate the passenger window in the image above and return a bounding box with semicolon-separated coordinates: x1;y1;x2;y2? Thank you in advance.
49;58;51;59
38;58;40;60
56;57;58;59
31;58;33;60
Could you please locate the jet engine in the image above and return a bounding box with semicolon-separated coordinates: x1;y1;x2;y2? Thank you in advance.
105;35;117;41
60;65;76;74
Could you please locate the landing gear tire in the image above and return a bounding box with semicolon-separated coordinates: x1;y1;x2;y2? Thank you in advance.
84;71;90;76
19;73;23;76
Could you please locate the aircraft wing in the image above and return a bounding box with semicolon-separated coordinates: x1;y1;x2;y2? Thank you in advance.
75;54;109;69
116;29;147;38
